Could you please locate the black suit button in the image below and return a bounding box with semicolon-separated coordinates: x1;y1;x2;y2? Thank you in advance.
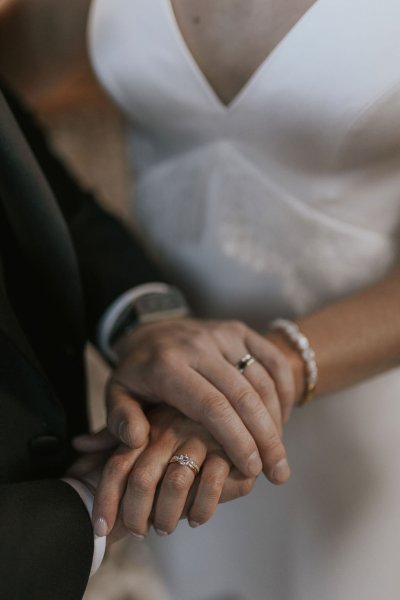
29;434;65;456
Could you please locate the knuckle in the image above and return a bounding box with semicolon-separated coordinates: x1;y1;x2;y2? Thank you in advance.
129;467;155;495
228;320;247;336
165;469;191;494
104;453;132;478
190;329;210;352
153;344;177;368
234;388;259;413
237;477;256;497
201;474;225;498
199;394;231;425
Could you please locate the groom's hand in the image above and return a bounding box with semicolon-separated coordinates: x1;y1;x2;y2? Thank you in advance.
105;318;295;483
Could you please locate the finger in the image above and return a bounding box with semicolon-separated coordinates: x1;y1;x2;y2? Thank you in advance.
153;442;207;536
65;450;110;478
238;361;283;436
220;467;257;503
187;451;230;528
121;441;177;539
199;357;290;484
73;428;118;453
246;330;296;424
216;341;283;436
163;366;263;478
106;380;150;448
92;444;144;537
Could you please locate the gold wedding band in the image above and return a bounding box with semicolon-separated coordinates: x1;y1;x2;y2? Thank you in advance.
169;454;200;475
235;353;256;374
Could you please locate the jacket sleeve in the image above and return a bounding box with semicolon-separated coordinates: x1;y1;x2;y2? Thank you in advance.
1;85;166;341
0;317;94;599
0;479;94;600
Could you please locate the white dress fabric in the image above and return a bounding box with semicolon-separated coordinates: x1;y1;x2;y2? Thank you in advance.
89;1;400;598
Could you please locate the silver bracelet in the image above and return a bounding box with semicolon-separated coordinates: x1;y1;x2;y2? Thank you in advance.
269;318;318;405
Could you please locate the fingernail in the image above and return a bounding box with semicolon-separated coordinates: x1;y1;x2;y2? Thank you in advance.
271;459;291;484
247;451;262;476
189;521;200;529
93;517;108;538
130;532;145;541
118;421;131;446
155;529;169;537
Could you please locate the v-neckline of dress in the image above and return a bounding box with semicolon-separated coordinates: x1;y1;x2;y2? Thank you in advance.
165;0;321;111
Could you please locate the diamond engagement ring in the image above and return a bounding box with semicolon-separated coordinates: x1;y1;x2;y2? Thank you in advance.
169;454;200;475
235;353;256;374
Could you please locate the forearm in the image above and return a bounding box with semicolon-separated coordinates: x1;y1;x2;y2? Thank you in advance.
267;270;400;402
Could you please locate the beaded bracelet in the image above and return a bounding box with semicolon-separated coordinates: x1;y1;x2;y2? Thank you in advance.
269;318;318;406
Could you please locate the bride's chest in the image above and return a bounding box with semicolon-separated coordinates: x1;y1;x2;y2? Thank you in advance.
170;0;317;104
91;0;400;171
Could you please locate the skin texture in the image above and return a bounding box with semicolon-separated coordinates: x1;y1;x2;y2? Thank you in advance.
170;0;317;105
70;408;257;540
291;270;400;396
90;271;400;538
108;318;295;481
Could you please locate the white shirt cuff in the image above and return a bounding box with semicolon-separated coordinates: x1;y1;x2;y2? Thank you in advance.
97;282;173;363
62;477;107;577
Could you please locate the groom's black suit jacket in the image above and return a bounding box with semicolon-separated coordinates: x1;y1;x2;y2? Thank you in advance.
0;86;162;599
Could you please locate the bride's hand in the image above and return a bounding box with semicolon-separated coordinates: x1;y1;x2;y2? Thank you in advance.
74;407;257;539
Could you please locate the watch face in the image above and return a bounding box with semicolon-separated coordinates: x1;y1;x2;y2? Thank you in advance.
110;288;189;346
136;290;189;322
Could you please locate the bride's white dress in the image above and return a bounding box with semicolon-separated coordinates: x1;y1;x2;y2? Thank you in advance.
89;1;400;598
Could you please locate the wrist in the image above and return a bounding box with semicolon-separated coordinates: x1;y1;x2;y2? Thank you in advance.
265;330;306;405
268;318;318;406
112;315;187;362
99;283;190;364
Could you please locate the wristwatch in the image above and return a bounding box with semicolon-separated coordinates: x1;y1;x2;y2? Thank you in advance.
109;286;190;347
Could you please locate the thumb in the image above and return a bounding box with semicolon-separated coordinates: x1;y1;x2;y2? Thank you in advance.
106;379;150;449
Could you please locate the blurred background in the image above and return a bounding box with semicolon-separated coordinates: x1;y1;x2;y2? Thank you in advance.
0;1;170;597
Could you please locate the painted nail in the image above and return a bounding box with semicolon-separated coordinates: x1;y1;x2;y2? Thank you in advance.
155;529;169;537
118;421;131;446
189;521;201;529
247;451;262;476
93;517;108;538
271;459;291;484
130;532;145;541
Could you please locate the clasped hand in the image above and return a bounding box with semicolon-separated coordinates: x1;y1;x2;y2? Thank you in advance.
69;318;296;540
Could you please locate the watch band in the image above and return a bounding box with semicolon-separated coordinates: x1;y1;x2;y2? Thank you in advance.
109;287;190;346
97;283;190;363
